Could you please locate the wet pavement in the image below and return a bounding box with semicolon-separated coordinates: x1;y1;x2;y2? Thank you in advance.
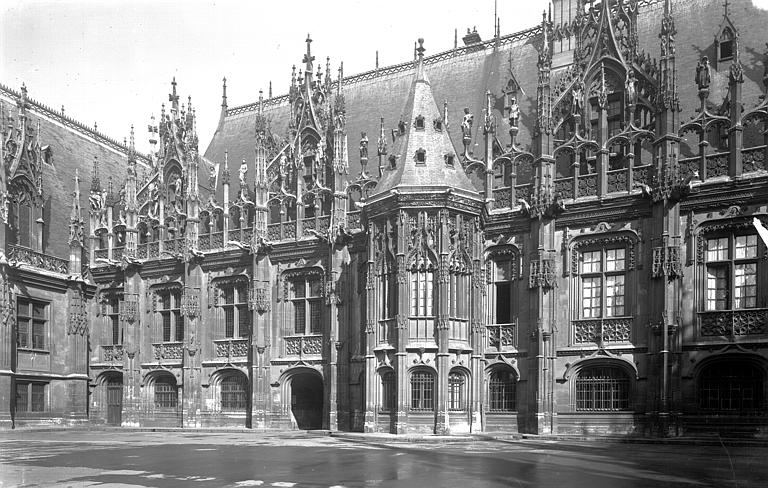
0;430;766;487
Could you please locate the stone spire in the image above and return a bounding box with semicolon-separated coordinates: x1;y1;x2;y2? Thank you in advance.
68;168;84;249
217;77;227;132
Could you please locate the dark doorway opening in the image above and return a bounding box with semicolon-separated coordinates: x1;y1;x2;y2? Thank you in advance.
106;375;123;426
291;373;323;430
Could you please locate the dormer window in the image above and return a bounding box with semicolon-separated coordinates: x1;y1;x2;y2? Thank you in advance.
714;4;737;69
398;120;406;135
719;35;733;62
444;154;455;167
415;115;425;131
389;154;397;169
415;149;426;165
433;119;443;132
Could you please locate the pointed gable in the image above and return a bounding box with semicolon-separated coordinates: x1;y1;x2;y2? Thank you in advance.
370;39;478;199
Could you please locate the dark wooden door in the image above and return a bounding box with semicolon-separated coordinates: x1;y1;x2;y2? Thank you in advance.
106;379;123;426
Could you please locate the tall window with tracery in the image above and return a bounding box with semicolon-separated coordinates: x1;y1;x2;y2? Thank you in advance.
378;260;397;321
105;297;121;345
579;248;626;318
410;271;433;317
290;275;322;335
409;270;434;339
220;282;250;338
220;373;248;411
705;234;760;311
380;371;396;412
17;298;48;351
410;370;434;411
157;288;183;342
448;273;469;319
448;371;467;411
10;200;35;248
154;375;178;408
491;259;514;325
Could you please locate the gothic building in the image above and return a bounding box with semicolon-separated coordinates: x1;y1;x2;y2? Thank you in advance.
2;0;768;436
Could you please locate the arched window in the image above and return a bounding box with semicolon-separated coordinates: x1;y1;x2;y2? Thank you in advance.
380;370;396;412
221;372;248;411
699;361;764;412
410;370;434;411
489;369;516;412
154;375;178;409
575;366;630;411
448;371;467;411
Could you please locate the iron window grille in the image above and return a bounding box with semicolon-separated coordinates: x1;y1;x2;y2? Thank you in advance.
575;366;630;411
488;370;516;412
410;371;434;411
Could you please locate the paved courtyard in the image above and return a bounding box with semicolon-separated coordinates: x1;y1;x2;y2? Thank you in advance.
0;430;766;487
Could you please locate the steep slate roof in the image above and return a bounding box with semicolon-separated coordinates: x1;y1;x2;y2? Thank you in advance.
204;0;768;193
204;28;541;190
372;41;477;197
1;84;150;261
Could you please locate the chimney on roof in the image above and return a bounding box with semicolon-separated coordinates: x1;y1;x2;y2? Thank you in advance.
463;26;481;46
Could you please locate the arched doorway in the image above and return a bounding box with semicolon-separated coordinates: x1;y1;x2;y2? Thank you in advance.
103;372;123;426
291;372;323;430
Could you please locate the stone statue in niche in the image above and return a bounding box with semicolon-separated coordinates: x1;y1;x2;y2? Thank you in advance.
89;187;107;227
239;159;248;187
461;108;474;139
625;69;638;112
508;97;520;127
208;164;217;189
171;174;183;213
359;132;368;160
148;182;160;219
695;56;711;91
572;80;584;118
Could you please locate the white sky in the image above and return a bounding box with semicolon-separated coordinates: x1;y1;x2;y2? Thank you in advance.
0;0;543;154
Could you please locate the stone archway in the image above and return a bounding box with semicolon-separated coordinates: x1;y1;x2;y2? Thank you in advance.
290;372;324;430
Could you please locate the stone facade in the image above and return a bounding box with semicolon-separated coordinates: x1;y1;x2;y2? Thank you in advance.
2;0;768;436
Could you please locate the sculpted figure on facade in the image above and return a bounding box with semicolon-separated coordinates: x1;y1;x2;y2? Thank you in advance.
148;182;160;219
572;80;584;118
461;108;474;140
508;97;520;128
359;132;368;160
238;159;248;187
696;56;711;91
625;68;638;110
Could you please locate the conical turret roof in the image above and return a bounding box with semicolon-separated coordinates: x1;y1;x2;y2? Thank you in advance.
370;39;477;198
